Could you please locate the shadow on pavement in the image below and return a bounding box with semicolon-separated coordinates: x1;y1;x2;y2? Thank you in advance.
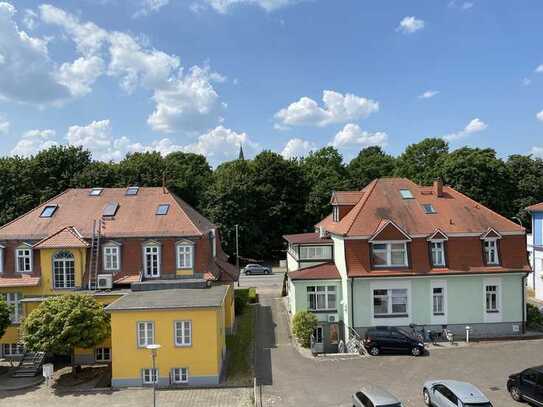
255;303;276;386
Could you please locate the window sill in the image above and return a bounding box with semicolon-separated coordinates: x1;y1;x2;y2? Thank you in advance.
374;314;409;319
486;310;500;314
373;265;409;268
308;309;337;314
432;313;445;316
174;344;192;348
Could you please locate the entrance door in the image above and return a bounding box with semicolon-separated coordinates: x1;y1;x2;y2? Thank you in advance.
311;326;324;353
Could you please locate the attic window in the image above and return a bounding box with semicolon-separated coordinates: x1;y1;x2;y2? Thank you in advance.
156;204;170;215
126;186;139;196
89;188;103;196
103;202;119;217
400;189;414;199
40;205;58;218
422;204;436;214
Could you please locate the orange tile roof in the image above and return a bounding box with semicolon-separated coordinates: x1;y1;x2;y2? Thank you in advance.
527;202;543;212
321;178;524;237
113;274;141;285
288;263;340;280
0;275;40;287
34;226;89;249
331;191;364;206
0;187;216;240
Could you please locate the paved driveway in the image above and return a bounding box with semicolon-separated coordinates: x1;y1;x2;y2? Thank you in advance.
252;270;543;407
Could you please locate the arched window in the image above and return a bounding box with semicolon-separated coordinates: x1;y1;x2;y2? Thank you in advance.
53;250;75;289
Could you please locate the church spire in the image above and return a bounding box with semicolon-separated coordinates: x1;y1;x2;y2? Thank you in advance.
238;144;245;160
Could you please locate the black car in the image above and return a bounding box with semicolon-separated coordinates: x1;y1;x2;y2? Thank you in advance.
363;326;425;356
507;366;543;406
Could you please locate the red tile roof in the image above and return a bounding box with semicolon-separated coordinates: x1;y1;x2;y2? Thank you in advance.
527;202;543;212
114;274;141;285
288;263;340;280
346;265;531;278
320;178;524;237
0;275;40;287
34;226;89;249
331;191;364;206
283;232;332;244
0;187;216;240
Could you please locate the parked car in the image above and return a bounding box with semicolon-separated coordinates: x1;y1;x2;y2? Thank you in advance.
352;385;403;407
507;366;543;405
363;326;425;356
242;264;271;275
423;380;492;407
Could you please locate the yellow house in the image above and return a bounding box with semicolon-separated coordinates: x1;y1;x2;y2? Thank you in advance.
0;187;238;386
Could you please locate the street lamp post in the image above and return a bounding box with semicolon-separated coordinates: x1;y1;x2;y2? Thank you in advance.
235;224;240;287
146;344;161;407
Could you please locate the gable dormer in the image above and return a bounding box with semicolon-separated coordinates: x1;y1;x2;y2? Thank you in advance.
330;191;363;222
369;219;412;243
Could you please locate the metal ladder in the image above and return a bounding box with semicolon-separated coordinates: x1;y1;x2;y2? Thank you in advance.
87;219;102;290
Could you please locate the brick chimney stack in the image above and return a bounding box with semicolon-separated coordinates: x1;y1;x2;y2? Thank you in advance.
433;179;443;197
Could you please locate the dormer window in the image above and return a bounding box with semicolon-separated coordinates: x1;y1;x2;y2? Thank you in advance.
332;206;339;222
430;241;445;267
16;246;32;273
40;205;58;218
484;239;499;265
372;243;408;267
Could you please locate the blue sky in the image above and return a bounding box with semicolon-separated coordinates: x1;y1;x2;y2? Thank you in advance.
1;0;542;165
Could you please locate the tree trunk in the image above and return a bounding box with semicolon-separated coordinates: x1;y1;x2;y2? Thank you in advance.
71;348;81;377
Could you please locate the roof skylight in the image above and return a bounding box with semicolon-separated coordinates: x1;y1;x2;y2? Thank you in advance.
400;189;414;199
422;204;436;214
40;205;58;218
103;202;119;217
89;188;103;196
156;204;170;215
126;186;139;196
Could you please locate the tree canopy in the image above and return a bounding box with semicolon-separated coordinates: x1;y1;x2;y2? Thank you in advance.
0;297;10;340
395;138;449;185
22;295;110;357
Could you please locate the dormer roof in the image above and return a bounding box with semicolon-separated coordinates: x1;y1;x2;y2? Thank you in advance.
34;226;89;249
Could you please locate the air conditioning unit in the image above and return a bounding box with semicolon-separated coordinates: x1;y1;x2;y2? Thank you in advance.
328;314;338;323
97;274;113;290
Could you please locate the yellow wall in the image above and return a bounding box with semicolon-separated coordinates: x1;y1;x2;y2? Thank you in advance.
224;284;235;332
110;307;224;381
39;247;87;294
176;269;193;276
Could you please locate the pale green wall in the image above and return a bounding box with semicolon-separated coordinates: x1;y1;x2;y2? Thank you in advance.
290;279;343;323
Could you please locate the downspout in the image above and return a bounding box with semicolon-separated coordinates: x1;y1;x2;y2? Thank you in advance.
350;277;354;333
522;274;526;334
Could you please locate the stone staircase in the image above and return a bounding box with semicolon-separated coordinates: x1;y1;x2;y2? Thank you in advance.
11;352;46;378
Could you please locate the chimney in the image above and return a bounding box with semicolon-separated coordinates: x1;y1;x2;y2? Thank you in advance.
433;179;443;198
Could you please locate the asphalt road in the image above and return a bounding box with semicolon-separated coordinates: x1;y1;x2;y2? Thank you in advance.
248;269;543;407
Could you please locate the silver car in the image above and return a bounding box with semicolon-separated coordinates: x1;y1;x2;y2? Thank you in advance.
352;385;403;407
423;380;493;407
242;264;271;275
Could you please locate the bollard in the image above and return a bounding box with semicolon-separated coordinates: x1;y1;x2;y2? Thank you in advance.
465;325;471;343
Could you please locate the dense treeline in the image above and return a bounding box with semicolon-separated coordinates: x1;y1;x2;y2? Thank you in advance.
1;138;542;260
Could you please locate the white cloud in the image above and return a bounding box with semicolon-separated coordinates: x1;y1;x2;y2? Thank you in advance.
535;65;543;73
133;0;170;18
147;65;225;134
184;126;257;162
56;56;105;97
195;0;304;13
418;90;439;99
11;129;58;156
530;147;543;159
523;77;532;86
537;110;543;122
274;90;379;128
443;118;488;141
281;138;315;159
397;16;424;34
330;123;388;150
0;115;9;134
449;1;473;10
22;9;38;30
0;2;72;104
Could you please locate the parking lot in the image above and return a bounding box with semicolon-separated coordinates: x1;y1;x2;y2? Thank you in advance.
248;269;543;407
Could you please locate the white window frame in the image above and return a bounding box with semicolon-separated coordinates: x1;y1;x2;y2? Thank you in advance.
137;321;155;347
430;240;446;267
432;287;445;315
371;242;408;267
95;347;111;362
53;250;76;289
16;246;32;273
142;368;158;384
484;238;499;265
2;343;23;357
483;278;503;323
299;245;332;260
307;286;337;311
430;280;447;325
485;284;500;313
176;244;193;269
0;245;4;274
103;244;121;272
372;288;408;317
171;367;188;384
143;244;160;278
332;205;339;222
174;320;192;347
3;292;23;324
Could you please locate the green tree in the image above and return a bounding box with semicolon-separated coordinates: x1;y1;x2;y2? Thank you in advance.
301;147;350;224
506;155;543;226
0;297;11;339
438;147;514;216
118;152;166;186
292;310;318;348
395;138;449;185
22;295;110;373
164;152;212;209
204;159;262;258
251;151;309;256
347;146;396;189
0;156;34;225
73;161;120;188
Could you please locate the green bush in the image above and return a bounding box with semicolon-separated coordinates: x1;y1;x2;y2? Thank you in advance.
248;288;258;303
292;310;318;348
527;303;543;329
